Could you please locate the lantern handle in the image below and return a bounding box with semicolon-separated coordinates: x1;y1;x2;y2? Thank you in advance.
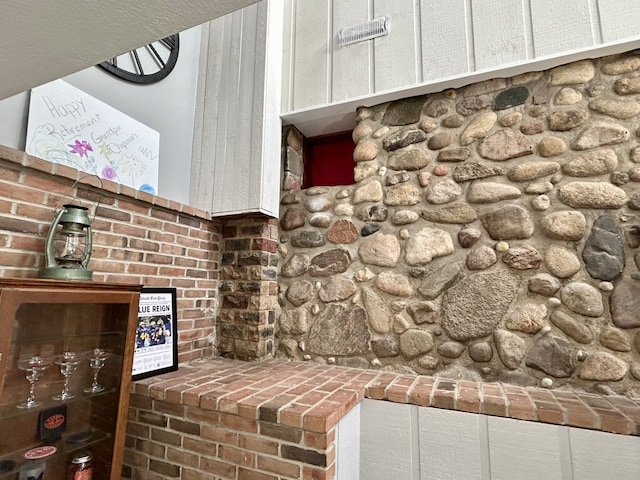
43;208;67;269
52;174;104;223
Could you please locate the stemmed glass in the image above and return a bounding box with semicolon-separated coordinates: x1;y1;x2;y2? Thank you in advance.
17;356;53;409
84;348;112;393
53;351;85;400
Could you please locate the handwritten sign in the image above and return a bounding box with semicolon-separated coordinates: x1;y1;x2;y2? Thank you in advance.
26;79;159;194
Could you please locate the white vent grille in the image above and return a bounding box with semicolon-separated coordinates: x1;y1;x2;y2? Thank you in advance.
337;17;389;48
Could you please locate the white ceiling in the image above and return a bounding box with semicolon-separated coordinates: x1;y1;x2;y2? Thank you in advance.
0;0;259;100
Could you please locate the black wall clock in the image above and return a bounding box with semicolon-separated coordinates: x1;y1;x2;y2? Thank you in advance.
98;34;180;84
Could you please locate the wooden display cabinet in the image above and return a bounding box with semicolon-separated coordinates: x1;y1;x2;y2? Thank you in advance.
0;279;141;480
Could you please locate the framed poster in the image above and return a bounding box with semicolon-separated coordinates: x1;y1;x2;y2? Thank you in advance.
132;287;178;380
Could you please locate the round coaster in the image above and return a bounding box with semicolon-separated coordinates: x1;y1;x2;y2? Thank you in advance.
23;445;56;459
66;431;93;444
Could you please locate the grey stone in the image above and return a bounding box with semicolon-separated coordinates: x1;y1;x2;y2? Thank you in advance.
428;132;453;150
458;226;482;248
405;227;455;265
415;355;440;371
636;331;640;354
386;172;411;186
615;76;640;95
285;281;314;306
426;178;462;204
309;213;332;228
383;129;428;151
520;119;545;135
528;273;561;296
460;111;498;145
602;56;640;75
421;204;478;224
578;352;628;381
562;149;618;177
391;210;420;225
561;282;604;317
400;329;434;359
589;99;640;119
452;163;504;182
388;147;432;171
610;278;640;328
547;110;588;131
376;271;414;297
467;181;522;203
507;162;561;182
550;60;595;85
550;310;594;344
279;308;309;335
424;99;450;117
281;254;310;278
495;86;529;110
407;301;438;324
318;277;357;302
545;245;581;278
628;191;640;210
354;161;378;182
441;114;465;128
466;245;497;270
457;96;493;116
361;224;381;236
505;303;548;334
540;211;586;241
438;341;466;359
281;192;301;205
281;207;306;231
531;193;551;210
308;304;371;355
308;249;352;277
469;342;493;362
362;287;393;334
572;121;630;150
557;182;627;209
353;181;383;204
525;335;576;378
582;215;625;281
356;204;388;222
304;195;332;212
478;130;535;161
494;330;526;370
526;182;553;194
417;260;464;300
481;204;534;240
442;271;519;341
538;137;567;157
353;140;379;162
336;357;371;369
382;98;424;125
438;147;471;162
358;233;401;267
290;231;326;248
554;87;582;105
384;183;423;206
372;338;400;358
502;243;542;270
499;111;522;127
464;78;507;96
600;327;631;352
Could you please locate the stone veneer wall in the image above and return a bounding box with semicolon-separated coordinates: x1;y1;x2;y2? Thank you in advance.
277;54;640;396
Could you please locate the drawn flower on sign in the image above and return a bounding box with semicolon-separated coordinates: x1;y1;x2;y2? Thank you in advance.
68;140;93;158
99;143;113;160
101;166;118;180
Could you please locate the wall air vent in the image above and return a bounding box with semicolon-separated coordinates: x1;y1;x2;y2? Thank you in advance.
337;17;389;48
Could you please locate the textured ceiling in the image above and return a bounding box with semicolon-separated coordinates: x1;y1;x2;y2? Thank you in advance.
0;0;258;100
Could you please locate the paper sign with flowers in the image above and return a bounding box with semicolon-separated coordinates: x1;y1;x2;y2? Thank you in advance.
26;79;159;194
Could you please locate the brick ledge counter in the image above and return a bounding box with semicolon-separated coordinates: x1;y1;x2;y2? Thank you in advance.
125;358;640;479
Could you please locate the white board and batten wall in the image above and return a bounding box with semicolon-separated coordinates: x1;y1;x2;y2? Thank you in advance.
282;0;640;137
332;398;640;480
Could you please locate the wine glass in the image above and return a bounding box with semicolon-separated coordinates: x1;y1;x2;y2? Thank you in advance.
53;352;84;400
84;348;112;393
17;356;53;409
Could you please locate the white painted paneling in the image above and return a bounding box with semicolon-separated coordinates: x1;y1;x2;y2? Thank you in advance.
281;0;295;113
292;0;332;109
360;399;418;480
332;0;373;102
597;0;640;43
530;0;594;57
421;0;471;81
336;404;361;480
472;0;529;70
418;408;485;480
487;416;566;480
373;0;420;92
570;428;640;480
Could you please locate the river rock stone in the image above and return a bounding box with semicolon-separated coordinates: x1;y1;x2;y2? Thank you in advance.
428;132;453;150
305;195;332;212
547;109;588;131
308;249;352;277
391;210;420;225
613;76;640;95
466;245;497;270
531;194;551;212
400;329;434;359
526;335;575;378
589;99;640;119
458;226;481;248
281;254;310;278
388;147;431;171
372;338;400;358
308;304;371;355
358;233;400;267
326;220;358;244
353;140;379;162
318;277;357;302
460;111;497;145
482;204;534;240
407;301;438;324
416;260;464;300
426;178;462;204
467;182;522;203
507;161;560;182
562;149;618;177
550;310;594;344
502;243;542;270
561;282;604;317
424;99;450;117
526;181;553;194
286;281;314;307
279;308;309;335
384;183;423;206
437;147;471;162
442;113;465;128
457;96;492;116
545;245;581;278
386;172;410;186
422;204;478;224
554;87;582;105
572;121;630;150
356;204;388;222
583;215;625;281
600;327;631;352
353;181;383;204
578;352;628;381
383;129;428;151
452;163;504;182
610;278;640;328
538;137;567;157
540;211;586;240
382;98;424;125
628;191;640;210
376;271;414;297
505;303;548;334
405;227;455;265
528;273;561;296
494;329;526;370
550;60;595;85
495;86;529;110
309;213;332;228
438;341;466;359
557;182;627;209
478;130;535;161
354;161;378;182
290;231;325;248
281;207;306;231
602;56;640;75
442;271;519;341
469;341;493;362
361;224;380;236
362;287;393;334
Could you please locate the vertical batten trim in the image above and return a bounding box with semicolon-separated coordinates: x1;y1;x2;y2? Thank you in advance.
559;426;575;480
523;0;535;59
479;414;491;480
414;0;424;84
465;0;476;73
590;0;604;44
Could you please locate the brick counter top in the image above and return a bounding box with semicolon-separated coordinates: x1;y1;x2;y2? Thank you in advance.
126;358;639;479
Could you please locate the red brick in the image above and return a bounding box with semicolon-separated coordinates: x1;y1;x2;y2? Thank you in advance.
303;463;336;480
257;455;301;478
219;445;256;468
303;401;344;433
238;435;279;456
220;413;258;434
237;468;278;480
408;380;434;407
